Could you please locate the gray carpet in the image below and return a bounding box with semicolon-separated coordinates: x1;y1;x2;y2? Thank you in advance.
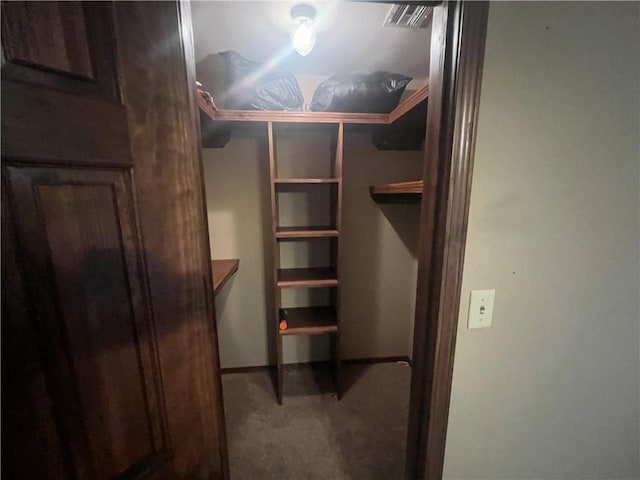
221;362;411;480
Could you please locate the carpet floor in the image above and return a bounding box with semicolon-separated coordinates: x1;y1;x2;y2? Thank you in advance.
221;361;411;480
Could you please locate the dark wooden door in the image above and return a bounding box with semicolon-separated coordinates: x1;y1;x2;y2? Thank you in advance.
1;2;227;478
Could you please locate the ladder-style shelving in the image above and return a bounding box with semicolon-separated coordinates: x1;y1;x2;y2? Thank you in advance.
268;121;343;404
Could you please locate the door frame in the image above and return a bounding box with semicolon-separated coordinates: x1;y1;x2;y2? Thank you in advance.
179;1;489;479
405;2;490;478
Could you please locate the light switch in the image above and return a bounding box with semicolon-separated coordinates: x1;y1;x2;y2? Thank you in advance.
468;289;495;329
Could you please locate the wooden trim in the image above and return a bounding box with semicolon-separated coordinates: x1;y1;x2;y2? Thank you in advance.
277;267;338;288
197;93;217;120
388;84;430;123
209;107;389;124
332;122;344;399
275;227;339;239
266;121;285;404
274;178;339;184
197;84;429;125
220;356;411;375
406;2;489;479
176;1;229;477
370;180;423;204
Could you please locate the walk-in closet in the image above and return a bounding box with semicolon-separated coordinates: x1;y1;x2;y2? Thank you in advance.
191;2;430;477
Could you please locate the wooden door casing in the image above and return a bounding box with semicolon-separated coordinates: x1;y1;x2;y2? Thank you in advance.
406;2;489;479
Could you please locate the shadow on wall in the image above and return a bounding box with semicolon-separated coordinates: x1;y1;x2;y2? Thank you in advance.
379;204;421;258
2;240;225;477
340;132;423;362
203;130;271;369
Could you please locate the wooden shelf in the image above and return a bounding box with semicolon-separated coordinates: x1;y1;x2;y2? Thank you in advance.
389;84;429;123
277;267;338;288
211;258;239;295
197;83;428;125
279;307;338;336
370;180;423;204
276;226;338;239
274;178;339;184
198;94;218;119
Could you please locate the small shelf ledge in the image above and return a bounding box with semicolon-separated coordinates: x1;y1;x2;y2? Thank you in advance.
276;226;339;239
279;307;338;336
277;267;338;288
274;178;339;184
211;258;239;295
369;180;423;204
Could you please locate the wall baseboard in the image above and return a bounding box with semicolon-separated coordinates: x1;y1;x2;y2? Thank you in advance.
220;356;411;375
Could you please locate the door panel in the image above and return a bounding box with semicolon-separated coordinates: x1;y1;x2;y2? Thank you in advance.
1;2;93;77
1;1;119;101
5;166;169;478
1;81;131;166
2;1;226;478
1;185;69;479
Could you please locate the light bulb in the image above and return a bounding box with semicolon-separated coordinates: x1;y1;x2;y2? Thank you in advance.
291;20;316;56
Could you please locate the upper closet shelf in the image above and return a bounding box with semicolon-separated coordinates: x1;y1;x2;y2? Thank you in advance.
197;84;428;125
369;180;423;204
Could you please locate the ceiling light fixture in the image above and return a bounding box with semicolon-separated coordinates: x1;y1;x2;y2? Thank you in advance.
290;4;316;56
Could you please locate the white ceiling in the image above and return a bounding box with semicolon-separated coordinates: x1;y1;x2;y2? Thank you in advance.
191;1;431;81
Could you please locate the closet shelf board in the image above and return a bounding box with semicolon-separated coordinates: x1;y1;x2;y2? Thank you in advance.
277;267;338;288
211;258;239;295
197;83;428;125
369;180;423;204
275;226;339;239
274;178;340;184
279;307;338;336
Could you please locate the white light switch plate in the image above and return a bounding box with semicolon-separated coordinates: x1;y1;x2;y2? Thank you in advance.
468;289;495;329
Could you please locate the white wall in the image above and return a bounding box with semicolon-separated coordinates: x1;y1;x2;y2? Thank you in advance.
444;2;640;479
203;130;422;368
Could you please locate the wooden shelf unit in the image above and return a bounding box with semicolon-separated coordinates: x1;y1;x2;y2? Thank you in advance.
268;121;343;404
198;86;430;403
369;180;423;204
211;258;239;295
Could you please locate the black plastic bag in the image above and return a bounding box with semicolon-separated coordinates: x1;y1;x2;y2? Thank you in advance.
310;71;412;113
220;51;304;111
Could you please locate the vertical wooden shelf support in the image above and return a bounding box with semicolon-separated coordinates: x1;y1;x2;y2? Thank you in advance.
267;121;344;404
267;121;283;404
332;123;344;400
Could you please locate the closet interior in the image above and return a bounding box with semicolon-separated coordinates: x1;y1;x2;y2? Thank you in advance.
191;0;432;475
